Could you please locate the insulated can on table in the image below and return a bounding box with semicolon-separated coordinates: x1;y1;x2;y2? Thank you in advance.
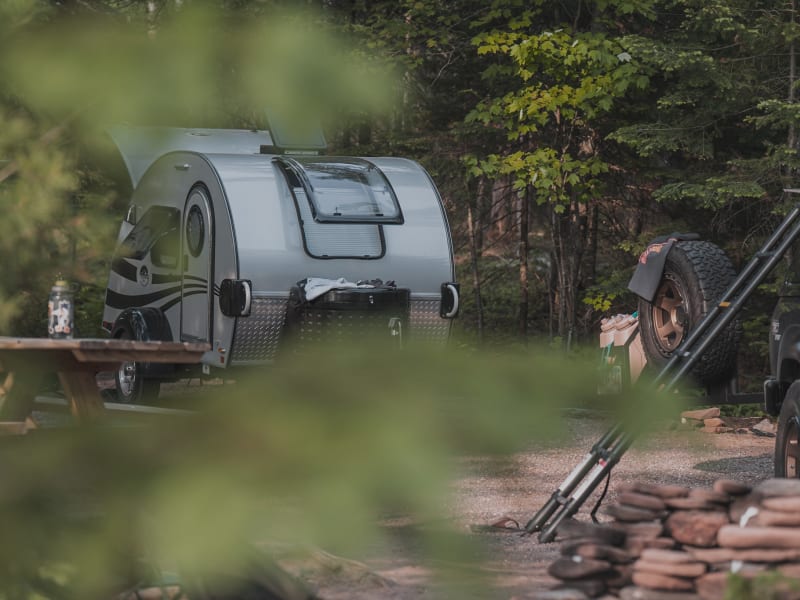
48;280;74;339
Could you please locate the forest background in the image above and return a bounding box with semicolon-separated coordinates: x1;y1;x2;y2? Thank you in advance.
3;1;797;595
3;0;800;387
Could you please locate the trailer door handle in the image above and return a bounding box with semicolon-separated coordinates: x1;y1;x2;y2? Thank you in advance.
242;280;252;316
440;282;460;319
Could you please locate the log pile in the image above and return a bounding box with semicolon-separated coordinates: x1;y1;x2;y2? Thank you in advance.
537;478;800;600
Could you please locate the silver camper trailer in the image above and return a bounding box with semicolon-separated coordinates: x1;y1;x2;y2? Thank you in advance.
103;126;459;402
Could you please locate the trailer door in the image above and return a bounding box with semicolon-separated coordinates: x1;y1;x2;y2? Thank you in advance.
180;185;213;342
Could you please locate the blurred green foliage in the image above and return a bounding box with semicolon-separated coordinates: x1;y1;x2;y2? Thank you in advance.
0;1;786;596
726;570;800;600
0;3;640;598
2;6;391;130
0;0;393;336
0;342;676;598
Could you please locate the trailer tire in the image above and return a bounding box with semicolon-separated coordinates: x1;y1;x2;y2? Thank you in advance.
114;326;160;404
637;240;739;386
776;381;800;477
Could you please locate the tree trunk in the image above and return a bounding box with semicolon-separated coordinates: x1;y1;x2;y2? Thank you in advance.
580;200;599;333
518;187;530;342
550;201;588;350
551;207;566;344
585;201;598;289
399;9;413;135
467;192;484;346
147;1;158;38
475;176;485;254
789;0;797;152
340;123;352;149
358;122;371;147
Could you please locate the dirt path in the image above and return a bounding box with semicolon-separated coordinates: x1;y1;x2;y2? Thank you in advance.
293;413;775;599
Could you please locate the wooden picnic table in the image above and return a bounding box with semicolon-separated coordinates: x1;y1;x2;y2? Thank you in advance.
0;337;208;426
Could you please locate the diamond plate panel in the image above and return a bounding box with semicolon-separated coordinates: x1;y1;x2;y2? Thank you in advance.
230;296;449;363
230;297;287;364
288;310;403;347
409;299;450;344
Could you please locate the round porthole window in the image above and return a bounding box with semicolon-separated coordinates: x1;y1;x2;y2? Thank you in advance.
186;205;205;257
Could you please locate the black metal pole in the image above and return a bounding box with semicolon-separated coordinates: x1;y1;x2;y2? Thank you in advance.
538;430;635;543
524;423;624;533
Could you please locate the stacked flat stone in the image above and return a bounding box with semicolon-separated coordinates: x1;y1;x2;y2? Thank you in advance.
627;480;742;599
538;479;800;599
698;478;800;600
543;517;634;598
610;481;712;598
536;479;755;600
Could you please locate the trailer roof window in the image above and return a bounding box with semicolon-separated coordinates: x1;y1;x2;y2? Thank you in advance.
276;159;386;259
285;157;403;224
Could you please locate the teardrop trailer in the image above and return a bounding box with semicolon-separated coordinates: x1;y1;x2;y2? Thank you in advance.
102;126;459;402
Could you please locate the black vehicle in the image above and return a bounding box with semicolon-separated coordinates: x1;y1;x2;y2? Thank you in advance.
767;243;800;477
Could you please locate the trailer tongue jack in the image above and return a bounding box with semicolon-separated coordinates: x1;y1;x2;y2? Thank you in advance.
525;199;800;543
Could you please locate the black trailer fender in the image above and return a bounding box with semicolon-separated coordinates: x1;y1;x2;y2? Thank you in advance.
111;307;172;342
111;307;174;377
628;233;700;301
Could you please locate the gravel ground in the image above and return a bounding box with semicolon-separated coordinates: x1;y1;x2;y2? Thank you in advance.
292;411;776;600
41;379;776;599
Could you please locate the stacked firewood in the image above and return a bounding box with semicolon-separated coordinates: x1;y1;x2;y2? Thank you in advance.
537;478;800;600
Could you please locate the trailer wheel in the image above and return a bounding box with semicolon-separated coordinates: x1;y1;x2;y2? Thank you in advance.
637;240;739;386
114;327;160;404
776;381;800;477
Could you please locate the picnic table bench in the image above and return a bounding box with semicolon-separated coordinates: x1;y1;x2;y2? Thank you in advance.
0;337;208;429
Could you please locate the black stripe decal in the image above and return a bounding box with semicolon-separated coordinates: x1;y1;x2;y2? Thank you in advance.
111;257;138;282
159;295;183;313
110;264;206;288
105;286;182;310
159;289;208;313
152;272;181;285
184;275;208;284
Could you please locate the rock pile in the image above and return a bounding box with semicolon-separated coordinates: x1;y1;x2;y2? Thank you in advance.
679;408;776;437
537;478;800;600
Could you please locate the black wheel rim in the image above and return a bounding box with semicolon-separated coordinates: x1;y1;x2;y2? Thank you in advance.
117;361;137;400
650;276;689;353
784;416;800;478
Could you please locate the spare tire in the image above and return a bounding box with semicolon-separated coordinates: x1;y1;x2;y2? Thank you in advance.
637;240;740;386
